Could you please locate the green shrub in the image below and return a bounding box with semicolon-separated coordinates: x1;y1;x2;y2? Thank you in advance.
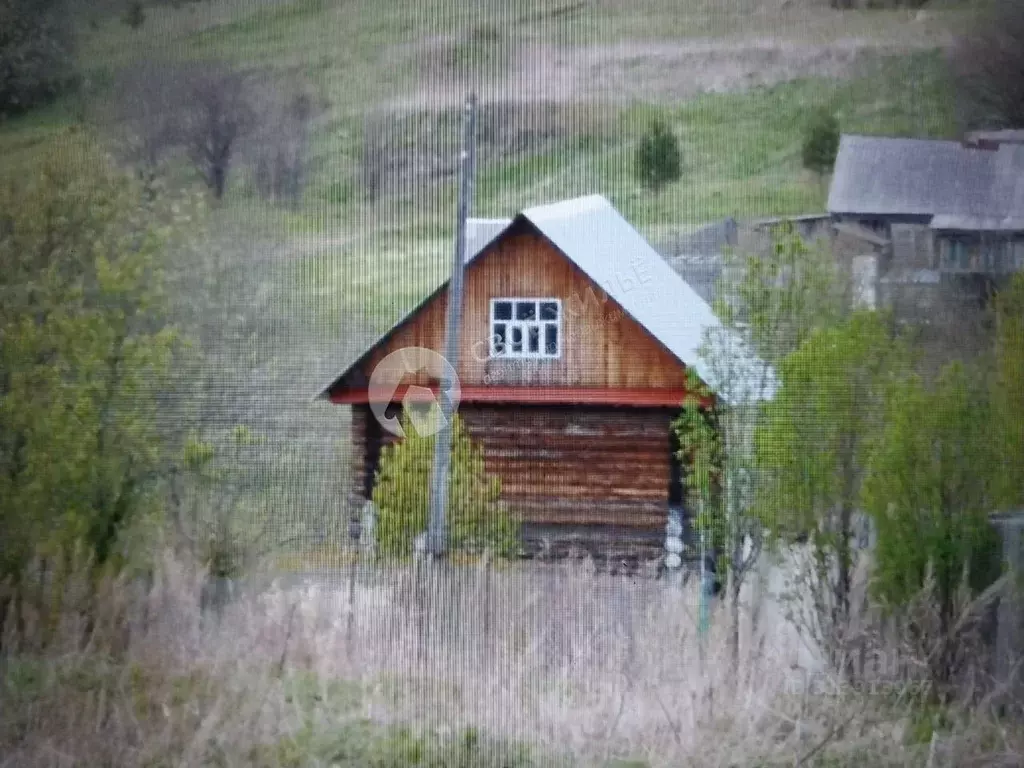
634;117;682;191
371;409;518;559
801;107;841;177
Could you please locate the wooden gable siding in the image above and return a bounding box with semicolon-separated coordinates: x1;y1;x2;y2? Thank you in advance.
355;229;688;392
349;403;674;547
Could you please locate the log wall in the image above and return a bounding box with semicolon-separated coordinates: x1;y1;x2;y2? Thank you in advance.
350;403;678;566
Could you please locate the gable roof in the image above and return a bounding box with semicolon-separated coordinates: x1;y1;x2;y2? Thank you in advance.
828;135;1024;231
930;143;1024;231
316;194;775;406
828;134;996;218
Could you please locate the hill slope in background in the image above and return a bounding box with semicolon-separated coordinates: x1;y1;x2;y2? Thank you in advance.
0;0;974;558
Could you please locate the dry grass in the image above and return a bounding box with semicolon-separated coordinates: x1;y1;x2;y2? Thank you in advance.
3;549;1022;767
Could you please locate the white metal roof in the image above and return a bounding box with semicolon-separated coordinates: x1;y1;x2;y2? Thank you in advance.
466;217;511;260
515;195;775;404
317;194;776;405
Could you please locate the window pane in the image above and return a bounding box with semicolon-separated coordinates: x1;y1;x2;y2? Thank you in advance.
544;325;558;355
493;301;512;321
510;326;522;344
492;323;506;354
515;302;536;321
539;301;559;320
528;325;540;353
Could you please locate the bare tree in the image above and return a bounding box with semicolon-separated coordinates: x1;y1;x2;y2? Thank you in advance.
110;61;317;204
107;61;191;190
952;0;1024;131
245;77;314;206
180;64;257;200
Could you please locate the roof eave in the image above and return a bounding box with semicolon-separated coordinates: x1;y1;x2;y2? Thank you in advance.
313;215;527;402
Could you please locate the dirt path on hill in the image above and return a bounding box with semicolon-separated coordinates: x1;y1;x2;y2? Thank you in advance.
389;32;953;110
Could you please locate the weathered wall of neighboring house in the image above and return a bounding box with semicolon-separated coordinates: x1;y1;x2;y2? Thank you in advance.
850;255;878;309
664;216;886;311
936;232;1024;274
878;269;941;325
833;216;1024;322
885;229;1022;319
876;223;937;324
660;215;1022;329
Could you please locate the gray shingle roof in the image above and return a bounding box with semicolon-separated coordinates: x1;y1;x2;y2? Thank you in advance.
829;135;1024;231
828;134;997;218
317;195;775;405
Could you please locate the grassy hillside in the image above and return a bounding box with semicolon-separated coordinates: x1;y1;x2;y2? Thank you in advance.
5;1;965;242
0;0;972;556
297;48;956;336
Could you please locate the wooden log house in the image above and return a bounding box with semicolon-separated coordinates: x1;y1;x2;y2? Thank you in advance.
317;195;770;568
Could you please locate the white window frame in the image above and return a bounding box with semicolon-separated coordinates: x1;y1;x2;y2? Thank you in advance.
489;297;562;359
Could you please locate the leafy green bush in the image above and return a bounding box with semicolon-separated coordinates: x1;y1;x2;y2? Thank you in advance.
0;133;183;589
862;362;1004;693
371;409;518;559
173;425;281;580
801;107;840;177
863;362;1004;611
672;369;727;559
952;0;1024;131
634;117;682;191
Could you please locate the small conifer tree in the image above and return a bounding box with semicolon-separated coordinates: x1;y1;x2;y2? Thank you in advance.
372;408;518;559
635;117;682;191
801;107;840;178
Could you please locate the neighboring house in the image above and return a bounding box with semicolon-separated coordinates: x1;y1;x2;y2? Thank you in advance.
654;218;738;305
674;213;886;311
658;215;856;307
828;133;1024;321
316;195;772;567
748;213;834;242
964;129;1024;149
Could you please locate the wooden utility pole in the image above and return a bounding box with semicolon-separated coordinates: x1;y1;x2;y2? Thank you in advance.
426;93;477;559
